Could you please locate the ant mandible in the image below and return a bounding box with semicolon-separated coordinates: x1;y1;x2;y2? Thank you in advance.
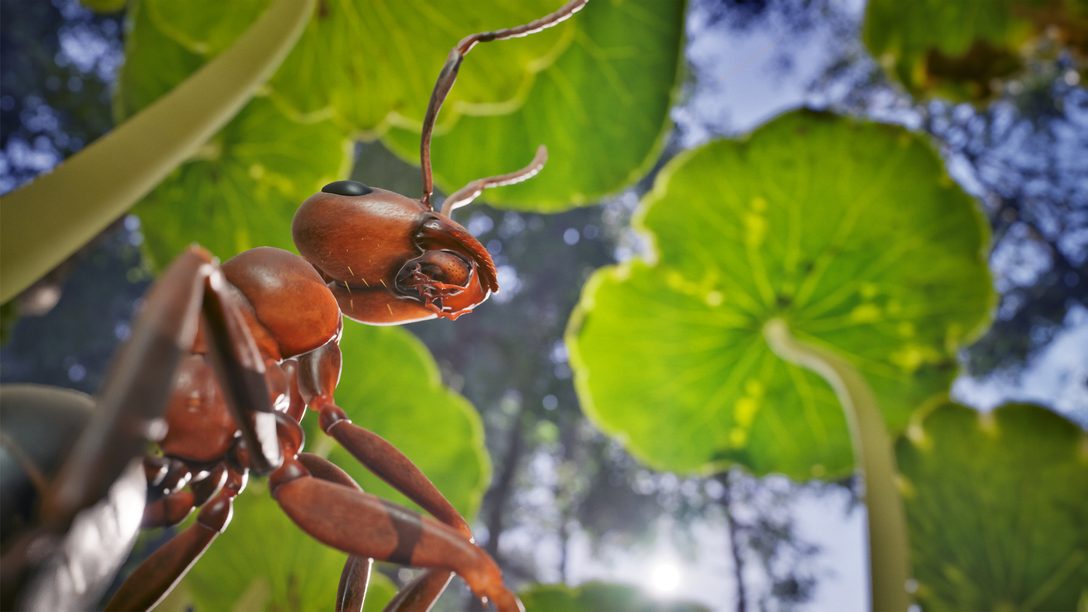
0;2;587;611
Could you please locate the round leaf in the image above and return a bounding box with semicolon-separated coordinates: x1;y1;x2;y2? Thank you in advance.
171;488;397;611
113;0;205;120
316;324;491;519
863;0;1088;101
141;0;570;132
568;111;995;478
116;1;351;268
382;0;685;211
896;402;1088;610
519;582;708;612
132;96;350;268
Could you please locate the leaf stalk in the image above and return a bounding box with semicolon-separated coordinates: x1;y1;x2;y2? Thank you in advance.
764;318;910;612
0;0;316;303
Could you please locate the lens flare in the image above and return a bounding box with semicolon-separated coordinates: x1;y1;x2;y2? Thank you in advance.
648;561;683;596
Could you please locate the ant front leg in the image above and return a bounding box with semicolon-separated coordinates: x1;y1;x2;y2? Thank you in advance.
98;246;288;610
270;458;521;612
299;342;472;539
296;453;456;612
298;453;374;612
104;468;248;612
296;344;504;610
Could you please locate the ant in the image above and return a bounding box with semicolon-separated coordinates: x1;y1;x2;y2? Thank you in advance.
0;2;588;611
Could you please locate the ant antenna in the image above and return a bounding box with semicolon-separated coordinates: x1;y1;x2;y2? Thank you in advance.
418;0;589;210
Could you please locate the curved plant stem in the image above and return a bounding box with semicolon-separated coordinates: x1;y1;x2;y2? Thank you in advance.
0;0;316;304
764;319;910;612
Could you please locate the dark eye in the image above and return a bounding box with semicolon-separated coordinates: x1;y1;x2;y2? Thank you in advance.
321;180;373;196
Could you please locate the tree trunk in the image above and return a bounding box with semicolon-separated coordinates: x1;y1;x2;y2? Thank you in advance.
720;470;748;612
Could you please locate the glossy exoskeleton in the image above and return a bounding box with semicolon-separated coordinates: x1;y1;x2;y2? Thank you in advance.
0;1;588;610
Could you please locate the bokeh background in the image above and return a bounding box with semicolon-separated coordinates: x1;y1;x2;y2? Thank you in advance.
2;0;1086;610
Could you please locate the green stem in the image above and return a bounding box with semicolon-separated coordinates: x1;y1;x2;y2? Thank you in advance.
764;319;910;612
0;0;316;304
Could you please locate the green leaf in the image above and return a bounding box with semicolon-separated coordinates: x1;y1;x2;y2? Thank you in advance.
567;111;995;478
0;0;313;303
896;402;1088;610
116;0;350;268
141;0;570;132
170;487;397;611
132;96;350;268
519;582;709;612
863;0;1088;101
313;324;491;519
384;0;686;210
112;0;212;120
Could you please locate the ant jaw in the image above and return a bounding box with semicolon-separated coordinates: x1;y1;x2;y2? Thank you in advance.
395;254;485;321
414;214;499;295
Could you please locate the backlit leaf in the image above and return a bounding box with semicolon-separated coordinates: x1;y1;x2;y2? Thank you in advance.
568;111;994;478
131;95;349;268
896;402;1088;609
384;0;686;210
863;0;1088;101
116;1;351;268
140;0;570;133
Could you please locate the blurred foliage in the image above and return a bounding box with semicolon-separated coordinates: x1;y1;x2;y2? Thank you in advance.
864;0;1088;101
519;581;709;611
4;1;1087;610
568;111;994;478
383;0;686;210
115;0;351;269
131;0;568;134
896;402;1088;609
114;0;683;270
916;87;1088;377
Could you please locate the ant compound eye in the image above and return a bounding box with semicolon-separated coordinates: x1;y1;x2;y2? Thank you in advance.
321;180;373;196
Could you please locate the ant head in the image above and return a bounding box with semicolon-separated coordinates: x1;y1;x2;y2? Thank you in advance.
293;0;586;325
292;180;497;324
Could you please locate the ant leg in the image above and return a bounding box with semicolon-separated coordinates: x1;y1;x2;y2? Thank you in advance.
441;146;548;216
298;453;374;612
298;453;455;612
141;463;227;528
141;488;196;528
39;248;212;523
299;343;472;540
271;458;521;612
201;270;282;474
104;468;247;611
41;246;279;527
419;0;588;208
